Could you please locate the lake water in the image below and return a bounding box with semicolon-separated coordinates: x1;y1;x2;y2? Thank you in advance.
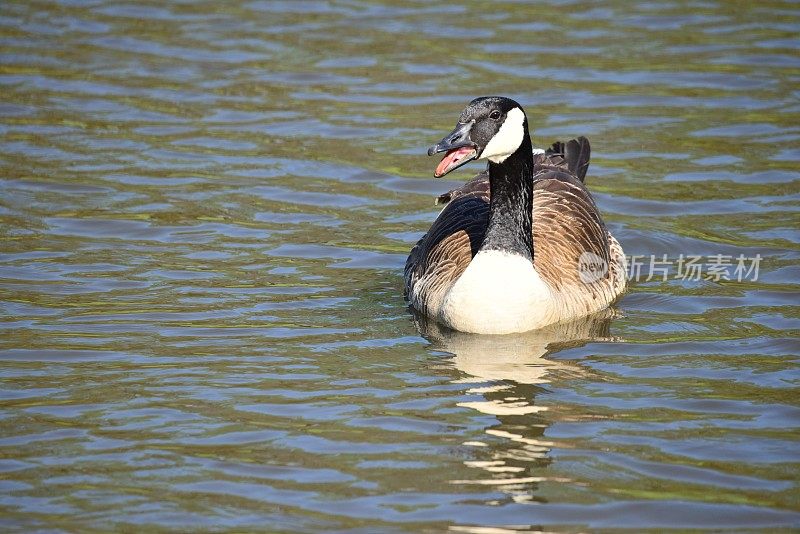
1;0;799;531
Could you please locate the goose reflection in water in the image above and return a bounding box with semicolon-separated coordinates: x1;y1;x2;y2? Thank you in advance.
413;311;617;503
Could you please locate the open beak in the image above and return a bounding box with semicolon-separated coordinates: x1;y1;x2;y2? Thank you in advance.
427;120;478;177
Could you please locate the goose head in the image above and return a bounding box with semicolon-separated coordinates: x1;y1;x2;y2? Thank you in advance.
428;96;528;177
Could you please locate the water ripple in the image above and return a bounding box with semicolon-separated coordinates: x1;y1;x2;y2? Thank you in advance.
0;0;797;531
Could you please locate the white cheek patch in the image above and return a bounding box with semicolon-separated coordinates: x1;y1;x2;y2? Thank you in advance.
480;107;525;163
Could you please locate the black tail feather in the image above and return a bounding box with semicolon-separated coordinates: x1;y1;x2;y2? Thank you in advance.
565;136;590;182
543;137;591;182
545;141;565;158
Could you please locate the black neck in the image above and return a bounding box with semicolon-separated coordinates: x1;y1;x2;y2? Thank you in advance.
480;134;534;260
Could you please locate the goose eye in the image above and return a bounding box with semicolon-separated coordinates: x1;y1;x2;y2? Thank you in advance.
489;110;501;120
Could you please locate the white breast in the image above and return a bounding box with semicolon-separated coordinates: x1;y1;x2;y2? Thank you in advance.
438;250;556;334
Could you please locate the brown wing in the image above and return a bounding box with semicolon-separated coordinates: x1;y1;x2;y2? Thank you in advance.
531;138;612;295
531;173;611;293
404;179;489;315
530;138;621;305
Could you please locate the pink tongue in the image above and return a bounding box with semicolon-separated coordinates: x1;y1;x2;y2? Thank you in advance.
435;146;474;177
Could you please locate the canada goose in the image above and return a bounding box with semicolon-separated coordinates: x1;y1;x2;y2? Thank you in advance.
404;96;626;335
